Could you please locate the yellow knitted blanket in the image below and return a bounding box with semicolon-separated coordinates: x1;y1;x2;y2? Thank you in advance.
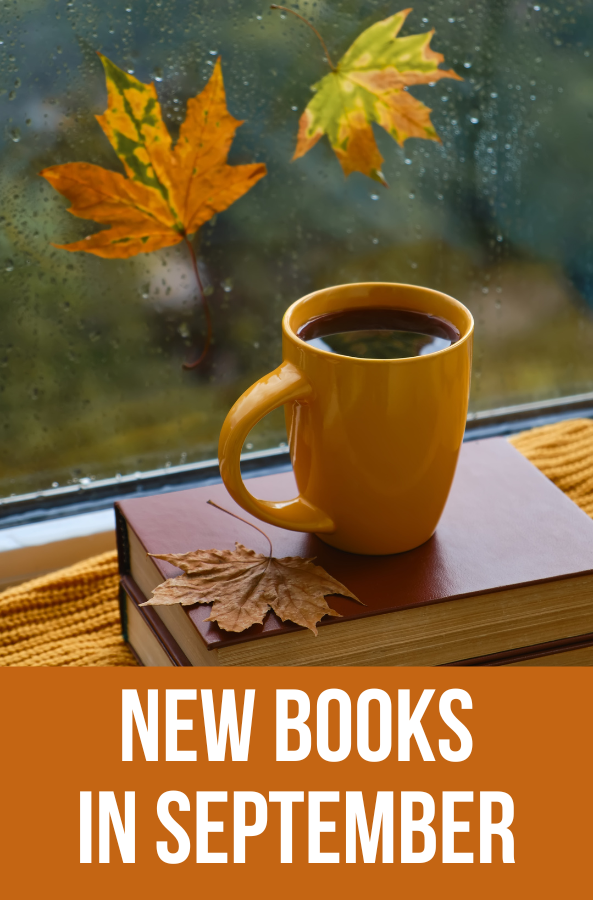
509;417;593;517
1;417;593;667
0;550;135;667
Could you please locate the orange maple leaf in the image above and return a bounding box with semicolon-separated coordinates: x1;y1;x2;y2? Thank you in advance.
40;55;267;258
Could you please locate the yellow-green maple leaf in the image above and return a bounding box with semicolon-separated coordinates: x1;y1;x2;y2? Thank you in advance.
40;55;266;258
293;8;462;186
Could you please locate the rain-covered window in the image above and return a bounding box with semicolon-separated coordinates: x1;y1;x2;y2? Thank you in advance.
1;1;592;498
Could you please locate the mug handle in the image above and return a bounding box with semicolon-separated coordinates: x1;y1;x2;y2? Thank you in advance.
218;361;335;533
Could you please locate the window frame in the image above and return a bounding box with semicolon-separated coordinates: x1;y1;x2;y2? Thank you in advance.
1;392;592;531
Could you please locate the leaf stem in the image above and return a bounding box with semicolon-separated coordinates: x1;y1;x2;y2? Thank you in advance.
270;5;335;70
182;234;212;369
207;499;273;558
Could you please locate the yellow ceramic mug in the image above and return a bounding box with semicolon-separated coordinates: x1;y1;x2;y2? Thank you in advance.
219;283;473;555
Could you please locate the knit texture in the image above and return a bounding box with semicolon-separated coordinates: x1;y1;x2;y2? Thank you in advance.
0;551;136;667
509;418;593;518
1;417;593;667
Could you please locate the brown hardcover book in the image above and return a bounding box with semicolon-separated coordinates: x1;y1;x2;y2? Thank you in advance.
119;577;192;667
115;437;593;667
120;574;593;667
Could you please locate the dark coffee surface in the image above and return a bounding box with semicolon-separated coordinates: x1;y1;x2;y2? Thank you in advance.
297;306;460;359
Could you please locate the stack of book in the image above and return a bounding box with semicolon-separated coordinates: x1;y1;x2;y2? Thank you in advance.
116;437;593;667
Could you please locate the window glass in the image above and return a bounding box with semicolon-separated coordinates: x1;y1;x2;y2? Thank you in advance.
1;0;592;497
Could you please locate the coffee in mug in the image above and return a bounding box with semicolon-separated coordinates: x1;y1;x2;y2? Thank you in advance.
297;306;460;360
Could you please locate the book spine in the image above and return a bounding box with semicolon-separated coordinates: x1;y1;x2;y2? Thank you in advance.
119;581;129;642
114;503;131;575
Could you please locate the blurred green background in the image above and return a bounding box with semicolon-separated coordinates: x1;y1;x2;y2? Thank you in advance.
1;0;592;498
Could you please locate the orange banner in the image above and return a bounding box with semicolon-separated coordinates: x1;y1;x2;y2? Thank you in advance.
1;668;590;898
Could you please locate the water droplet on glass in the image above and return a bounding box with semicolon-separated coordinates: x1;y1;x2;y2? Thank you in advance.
490;92;498;99
291;105;298;111
470;116;479;124
222;278;233;293
371;237;379;245
463;62;472;69
9;129;20;142
5;260;14;272
497;235;503;242
8;91;16;101
404;158;412;165
533;5;541;10
448;17;455;23
422;17;428;23
52;482;59;488
370;193;379;201
409;192;415;199
209;49;218;55
246;442;254;449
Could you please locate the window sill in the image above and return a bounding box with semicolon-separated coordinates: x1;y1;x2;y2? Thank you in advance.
2;393;593;589
0;510;115;589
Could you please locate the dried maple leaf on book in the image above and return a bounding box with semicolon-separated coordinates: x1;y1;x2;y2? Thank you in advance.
141;542;362;635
